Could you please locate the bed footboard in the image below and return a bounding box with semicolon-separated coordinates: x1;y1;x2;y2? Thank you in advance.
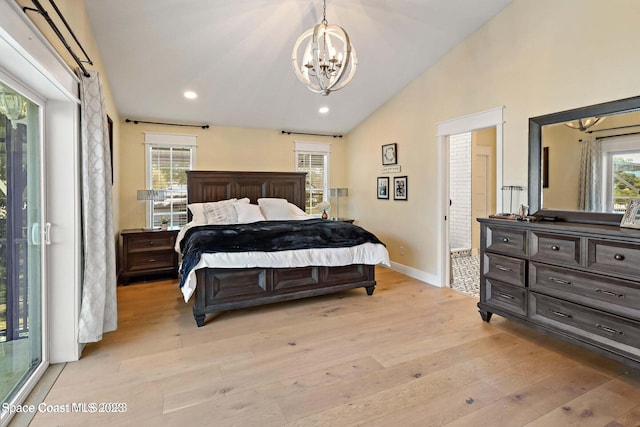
192;264;376;326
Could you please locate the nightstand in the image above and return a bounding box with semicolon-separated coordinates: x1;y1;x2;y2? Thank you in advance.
119;228;179;284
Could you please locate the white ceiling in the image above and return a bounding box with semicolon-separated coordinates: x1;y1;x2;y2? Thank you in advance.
84;0;513;135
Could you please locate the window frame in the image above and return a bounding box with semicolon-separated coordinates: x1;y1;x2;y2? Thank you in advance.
144;132;197;228
601;136;640;213
294;141;331;215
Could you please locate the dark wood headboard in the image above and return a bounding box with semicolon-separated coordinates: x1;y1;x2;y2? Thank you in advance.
186;171;307;213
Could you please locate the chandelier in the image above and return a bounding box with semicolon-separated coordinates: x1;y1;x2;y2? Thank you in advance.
291;0;357;96
0;91;27;129
564;117;604;131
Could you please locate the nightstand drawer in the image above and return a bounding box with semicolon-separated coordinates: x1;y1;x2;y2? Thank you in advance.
485;226;527;257
531;231;581;268
128;233;175;251
126;251;176;272
484;253;526;287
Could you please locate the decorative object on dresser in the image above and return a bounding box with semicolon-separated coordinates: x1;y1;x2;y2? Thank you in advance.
119;229;179;284
316;201;330;219
620;198;640;229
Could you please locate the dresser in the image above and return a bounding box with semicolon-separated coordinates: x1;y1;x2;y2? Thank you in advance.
119;229;179;284
478;217;640;368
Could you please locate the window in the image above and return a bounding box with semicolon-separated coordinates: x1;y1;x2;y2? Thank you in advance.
602;137;640;213
144;133;196;228
294;142;330;214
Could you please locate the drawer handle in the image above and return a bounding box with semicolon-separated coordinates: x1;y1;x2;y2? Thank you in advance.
498;292;516;301
596;324;623;335
549;309;573;319
549;277;571;285
148;241;156;246
613;254;625;261
551;245;560;251
496;265;513;272
147;258;157;263
502;237;509;243
595;289;625;298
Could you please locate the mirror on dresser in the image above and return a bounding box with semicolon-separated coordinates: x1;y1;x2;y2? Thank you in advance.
529;95;640;224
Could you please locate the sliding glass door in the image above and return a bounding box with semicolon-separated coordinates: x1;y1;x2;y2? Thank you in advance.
0;80;45;419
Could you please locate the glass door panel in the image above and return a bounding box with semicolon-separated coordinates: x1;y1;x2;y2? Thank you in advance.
0;81;44;416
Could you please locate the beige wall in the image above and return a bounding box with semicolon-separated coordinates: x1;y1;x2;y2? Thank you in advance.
16;0;121;233
346;0;640;283
119;122;348;230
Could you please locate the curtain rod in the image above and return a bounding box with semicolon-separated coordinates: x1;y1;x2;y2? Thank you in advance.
281;130;343;138
23;0;92;78
587;124;640;134
125;119;210;129
596;131;640;140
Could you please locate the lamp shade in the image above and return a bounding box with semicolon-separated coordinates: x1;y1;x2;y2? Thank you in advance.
137;190;167;201
329;188;348;197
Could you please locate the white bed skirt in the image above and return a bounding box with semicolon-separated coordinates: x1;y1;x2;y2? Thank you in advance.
180;243;390;302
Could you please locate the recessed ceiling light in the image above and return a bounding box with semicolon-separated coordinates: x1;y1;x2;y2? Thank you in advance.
184;91;197;99
319;106;330;114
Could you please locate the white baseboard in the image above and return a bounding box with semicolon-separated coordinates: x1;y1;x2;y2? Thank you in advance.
387;261;443;288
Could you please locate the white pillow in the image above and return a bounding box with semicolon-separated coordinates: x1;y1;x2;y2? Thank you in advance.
204;199;240;224
234;203;266;223
257;198;292;220
187;202;208;224
288;203;313;220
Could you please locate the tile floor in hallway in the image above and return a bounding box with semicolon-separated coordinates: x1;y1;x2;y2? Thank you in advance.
451;251;480;298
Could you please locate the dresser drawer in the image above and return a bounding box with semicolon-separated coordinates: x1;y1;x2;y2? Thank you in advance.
485;226;527;257
127;233;176;252
126;251;176;272
587;238;640;279
530;231;581;268
483;278;527;317
484;253;526;287
529;293;640;359
530;262;640;319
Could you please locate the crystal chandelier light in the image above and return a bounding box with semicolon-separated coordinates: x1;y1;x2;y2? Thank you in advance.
0;91;27;129
291;0;357;96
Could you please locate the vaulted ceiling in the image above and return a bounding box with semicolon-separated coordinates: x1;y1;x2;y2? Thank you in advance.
84;0;513;134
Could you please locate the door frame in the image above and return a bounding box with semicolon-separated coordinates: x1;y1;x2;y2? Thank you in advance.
437;107;504;287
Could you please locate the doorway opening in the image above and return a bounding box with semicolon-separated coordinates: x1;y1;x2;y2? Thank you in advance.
448;129;496;296
436;107;504;291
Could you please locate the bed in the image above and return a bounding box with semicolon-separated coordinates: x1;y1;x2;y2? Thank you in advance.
178;170;390;327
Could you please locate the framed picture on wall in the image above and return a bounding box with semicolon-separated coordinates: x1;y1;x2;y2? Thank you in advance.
393;176;408;200
377;177;389;199
382;143;397;165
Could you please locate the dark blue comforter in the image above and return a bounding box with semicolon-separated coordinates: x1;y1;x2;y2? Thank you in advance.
179;219;384;287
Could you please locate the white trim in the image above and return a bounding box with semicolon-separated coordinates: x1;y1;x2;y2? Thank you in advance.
387;261;439;287
436;107;504;288
294;141;331;153
144;132;197;147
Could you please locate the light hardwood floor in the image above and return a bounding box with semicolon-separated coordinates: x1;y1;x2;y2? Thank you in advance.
27;267;640;426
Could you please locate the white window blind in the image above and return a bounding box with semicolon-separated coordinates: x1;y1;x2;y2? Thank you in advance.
294;142;330;214
145;133;196;228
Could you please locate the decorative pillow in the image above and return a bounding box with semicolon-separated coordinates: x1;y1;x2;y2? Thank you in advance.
234;203;266;223
257;198;292;220
203;199;239;224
